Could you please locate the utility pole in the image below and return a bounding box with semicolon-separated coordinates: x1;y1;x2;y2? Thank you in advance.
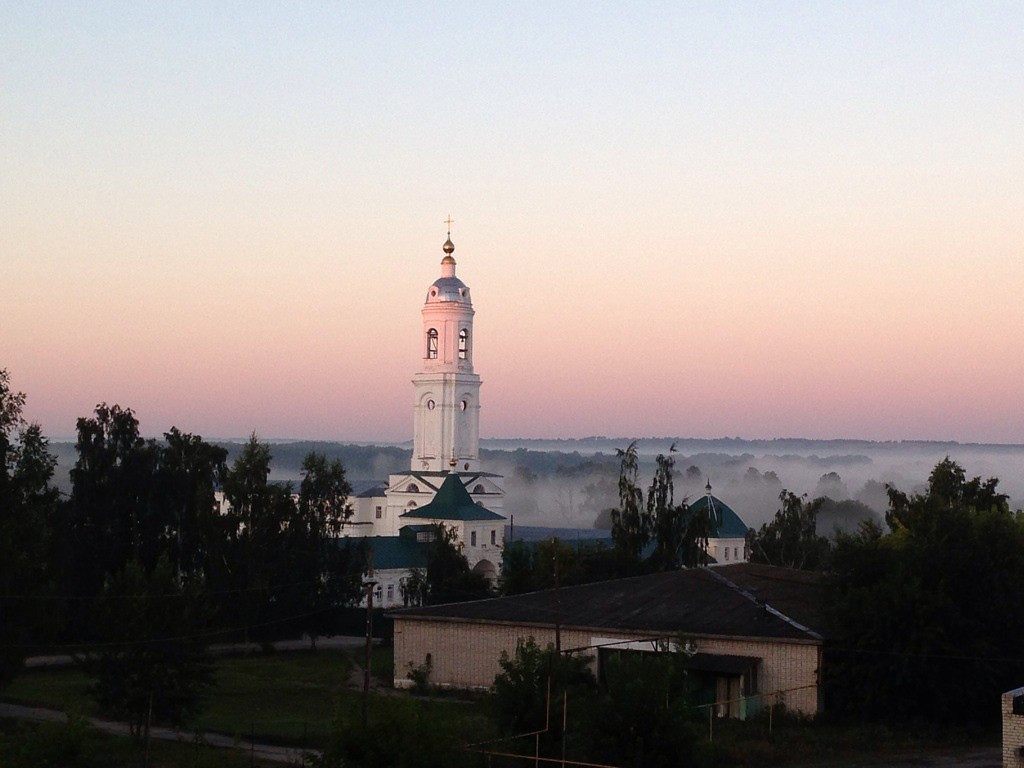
362;547;376;729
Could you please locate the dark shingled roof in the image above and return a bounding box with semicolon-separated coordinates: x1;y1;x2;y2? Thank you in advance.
710;562;823;633
401;473;505;522
393;564;823;642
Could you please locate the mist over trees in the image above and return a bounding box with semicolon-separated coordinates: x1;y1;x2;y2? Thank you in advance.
43;434;1024;537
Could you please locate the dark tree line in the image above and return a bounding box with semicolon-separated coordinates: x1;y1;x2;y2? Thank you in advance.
825;458;1024;726
0;370;368;733
749;456;1024;726
0;370;60;688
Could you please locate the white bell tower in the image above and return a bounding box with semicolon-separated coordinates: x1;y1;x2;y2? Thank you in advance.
411;228;482;472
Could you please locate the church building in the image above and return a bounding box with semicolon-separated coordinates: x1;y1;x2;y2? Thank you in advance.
692;480;751;564
345;230;506;607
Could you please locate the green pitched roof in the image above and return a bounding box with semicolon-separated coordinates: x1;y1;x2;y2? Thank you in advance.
400;473;505;522
688;494;750;538
364;535;429;571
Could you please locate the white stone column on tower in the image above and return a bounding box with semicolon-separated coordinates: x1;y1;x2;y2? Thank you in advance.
411;232;482;473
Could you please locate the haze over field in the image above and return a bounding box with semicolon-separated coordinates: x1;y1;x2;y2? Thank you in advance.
3;3;1023;445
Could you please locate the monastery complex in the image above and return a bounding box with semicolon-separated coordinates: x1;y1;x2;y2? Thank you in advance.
337;230;750;609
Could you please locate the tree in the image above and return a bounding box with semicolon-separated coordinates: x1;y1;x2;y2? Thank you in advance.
587;647;699;768
679;498;713;568
289;452;366;641
580;474;617;523
825;458;1024;726
749;490;831;570
816;497;879;539
493;637;701;768
497;540;536;596
153;428;227;578
611;442;648;559
297;452;352;537
647;445;688;570
814;471;849;500
219;434;295;644
411;524;490;605
88;556;211;740
0;370;59;688
498;536;641;597
492;637;596;746
67;404;160;622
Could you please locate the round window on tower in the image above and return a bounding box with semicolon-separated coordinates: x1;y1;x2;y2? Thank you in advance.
460;400;467;411
426;400;435;410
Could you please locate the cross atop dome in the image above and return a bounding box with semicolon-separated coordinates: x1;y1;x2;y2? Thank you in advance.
442;215;455;260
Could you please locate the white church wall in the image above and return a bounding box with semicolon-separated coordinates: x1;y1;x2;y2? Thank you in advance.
710;537;749;563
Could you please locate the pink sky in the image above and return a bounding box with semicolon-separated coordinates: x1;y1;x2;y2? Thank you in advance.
3;4;1022;443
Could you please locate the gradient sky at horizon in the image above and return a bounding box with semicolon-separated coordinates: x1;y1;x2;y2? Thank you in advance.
3;2;1022;443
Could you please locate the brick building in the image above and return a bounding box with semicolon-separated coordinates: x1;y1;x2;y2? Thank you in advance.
1005;686;1024;767
391;562;825;716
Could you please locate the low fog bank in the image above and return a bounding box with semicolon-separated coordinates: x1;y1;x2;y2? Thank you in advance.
484;440;1024;532
47;438;1024;534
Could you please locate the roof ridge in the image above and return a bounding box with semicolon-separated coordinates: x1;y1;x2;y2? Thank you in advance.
705;567;822;640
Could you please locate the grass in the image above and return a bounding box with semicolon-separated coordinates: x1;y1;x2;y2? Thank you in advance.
2;651;349;747
3;664;95;714
694;713;998;768
2;646;476;751
8;650;994;767
370;643;394;682
0;716;281;768
191;649;352;748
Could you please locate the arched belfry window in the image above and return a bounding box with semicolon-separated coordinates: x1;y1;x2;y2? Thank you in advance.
458;329;469;360
426;328;438;359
